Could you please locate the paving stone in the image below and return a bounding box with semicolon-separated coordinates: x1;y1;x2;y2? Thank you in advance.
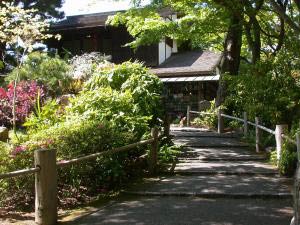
71;196;293;225
125;175;292;197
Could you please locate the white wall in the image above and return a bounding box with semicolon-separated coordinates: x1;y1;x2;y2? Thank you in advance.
159;41;166;65
158;13;178;65
166;44;172;59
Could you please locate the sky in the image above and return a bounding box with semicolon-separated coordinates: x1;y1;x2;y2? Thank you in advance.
61;0;135;16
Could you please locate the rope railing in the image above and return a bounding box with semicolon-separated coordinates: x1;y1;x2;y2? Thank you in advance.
0;127;161;225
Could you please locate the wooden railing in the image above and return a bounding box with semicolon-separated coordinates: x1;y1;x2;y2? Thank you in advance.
187;106;300;225
187;106;300;157
0;127;160;225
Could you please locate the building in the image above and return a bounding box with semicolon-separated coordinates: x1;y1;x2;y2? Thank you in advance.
49;9;222;115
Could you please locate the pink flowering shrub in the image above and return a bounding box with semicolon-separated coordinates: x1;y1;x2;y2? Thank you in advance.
11;145;27;157
0;81;45;127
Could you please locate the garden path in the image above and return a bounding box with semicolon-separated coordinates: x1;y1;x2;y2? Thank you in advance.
70;128;294;225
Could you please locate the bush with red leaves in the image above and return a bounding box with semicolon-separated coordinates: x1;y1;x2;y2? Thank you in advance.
0;81;45;127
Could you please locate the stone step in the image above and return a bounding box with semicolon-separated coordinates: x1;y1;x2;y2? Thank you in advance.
170;127;211;132
179;147;261;159
174;161;277;174
173;137;249;147
171;131;240;138
124;175;292;199
178;157;267;162
167;170;279;176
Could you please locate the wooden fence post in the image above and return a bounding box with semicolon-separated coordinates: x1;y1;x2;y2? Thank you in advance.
35;149;58;225
275;124;288;163
243;112;248;137
187;105;191;127
296;132;300;163
218;108;224;134
150;127;159;174
255;117;261;152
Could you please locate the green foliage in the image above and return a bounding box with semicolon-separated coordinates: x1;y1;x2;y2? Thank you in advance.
5;52;70;96
276;142;297;176
0;61;163;209
85;61;163;124
0;142;12;174
0;61;4;70
158;144;181;164
24;99;64;132
107;3;226;50
191;99;218;128
225;57;300;126
67;87;150;135
22;61;162;154
0;3;55;49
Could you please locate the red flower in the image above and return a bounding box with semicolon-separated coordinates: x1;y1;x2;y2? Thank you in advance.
0;81;45;127
0;88;6;99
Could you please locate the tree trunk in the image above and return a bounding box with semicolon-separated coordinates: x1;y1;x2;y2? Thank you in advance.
216;12;243;106
251;18;261;63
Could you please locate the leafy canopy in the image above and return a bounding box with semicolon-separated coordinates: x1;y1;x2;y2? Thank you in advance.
107;2;227;50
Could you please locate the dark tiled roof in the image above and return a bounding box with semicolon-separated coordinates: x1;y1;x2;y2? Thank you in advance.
51;8;174;31
151;50;222;77
51;10;120;31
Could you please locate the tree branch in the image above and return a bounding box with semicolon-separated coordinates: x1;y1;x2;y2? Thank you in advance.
269;0;300;35
294;0;300;11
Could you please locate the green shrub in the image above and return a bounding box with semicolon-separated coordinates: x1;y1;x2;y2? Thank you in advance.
85;61;163;124
0;142;12;174
225;58;300;126
24;99;64;132
270;141;297;176
158;144;181;164
1;61;163;209
5;52;71;96
191;99;218;128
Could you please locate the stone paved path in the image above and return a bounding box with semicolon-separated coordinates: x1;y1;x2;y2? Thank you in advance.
71;128;294;225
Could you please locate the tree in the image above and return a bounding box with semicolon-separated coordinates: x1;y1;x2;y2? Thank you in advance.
1;0;64;19
269;0;300;35
107;0;296;105
0;0;64;71
0;2;59;134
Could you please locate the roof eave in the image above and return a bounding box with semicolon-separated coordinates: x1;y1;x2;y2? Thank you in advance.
151;70;216;77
